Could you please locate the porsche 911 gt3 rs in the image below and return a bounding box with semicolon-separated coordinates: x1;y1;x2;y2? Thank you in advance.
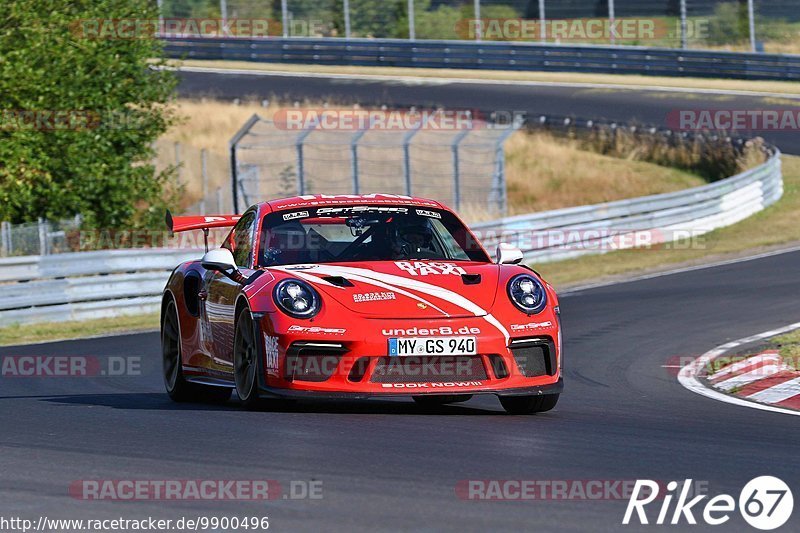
161;194;563;414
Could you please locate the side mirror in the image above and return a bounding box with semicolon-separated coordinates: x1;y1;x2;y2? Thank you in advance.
496;243;524;265
201;248;243;282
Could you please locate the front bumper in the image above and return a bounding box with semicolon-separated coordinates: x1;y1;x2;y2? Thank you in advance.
255;315;562;398
257;378;563;400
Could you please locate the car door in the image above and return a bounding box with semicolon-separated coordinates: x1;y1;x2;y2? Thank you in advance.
203;209;257;369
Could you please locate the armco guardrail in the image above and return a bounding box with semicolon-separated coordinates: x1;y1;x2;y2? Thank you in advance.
164;37;800;81
0;249;201;326
0;145;783;326
473;150;783;264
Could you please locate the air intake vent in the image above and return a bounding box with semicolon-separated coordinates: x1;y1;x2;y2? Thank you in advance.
488;355;509;379
285;342;348;382
510;338;557;378
461;274;481;285
322;276;353;287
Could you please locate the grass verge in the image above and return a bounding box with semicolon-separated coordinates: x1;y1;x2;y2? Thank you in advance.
174;59;800;97
0;313;159;347
770;330;800;371
537;154;800;287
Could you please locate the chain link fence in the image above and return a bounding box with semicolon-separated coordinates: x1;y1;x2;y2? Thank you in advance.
0;216;82;257
157;0;799;53
219;111;521;221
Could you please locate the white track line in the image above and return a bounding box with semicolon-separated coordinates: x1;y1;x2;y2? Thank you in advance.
172;65;800;100
678;322;800;417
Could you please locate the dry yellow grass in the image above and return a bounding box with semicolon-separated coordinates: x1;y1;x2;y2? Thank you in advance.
159;100;704;217
504;132;704;215
536;154;800;288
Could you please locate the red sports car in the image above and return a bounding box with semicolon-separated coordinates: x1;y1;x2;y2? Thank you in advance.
161;194;562;414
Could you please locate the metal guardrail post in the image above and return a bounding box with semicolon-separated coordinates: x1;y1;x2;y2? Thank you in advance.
219;0;227;32
451;129;471;212
156;0;163;28
37;218;48;256
608;0;615;46
228;114;261;213
201;148;208;215
0;221;9;256
408;0;415;41
680;0;688;49
281;0;289;39
473;0;481;42
747;0;757;53
350;126;369;195
491;120;521;216
343;0;351;39
539;0;546;43
295;124;317;196
401;112;433;197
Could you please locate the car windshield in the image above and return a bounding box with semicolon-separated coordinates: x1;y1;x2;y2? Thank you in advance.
257;206;489;267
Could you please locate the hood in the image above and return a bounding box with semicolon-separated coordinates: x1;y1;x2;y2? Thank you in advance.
271;261;500;319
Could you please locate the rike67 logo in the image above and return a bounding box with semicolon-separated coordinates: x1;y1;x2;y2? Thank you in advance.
624;477;793;530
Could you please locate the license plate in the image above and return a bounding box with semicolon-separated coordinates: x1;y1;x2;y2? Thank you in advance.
388;337;477;357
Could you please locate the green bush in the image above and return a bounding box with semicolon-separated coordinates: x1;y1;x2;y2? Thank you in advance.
706;2;748;45
0;0;178;229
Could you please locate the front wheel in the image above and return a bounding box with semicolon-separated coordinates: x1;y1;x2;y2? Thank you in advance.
499;394;559;415
234;307;261;409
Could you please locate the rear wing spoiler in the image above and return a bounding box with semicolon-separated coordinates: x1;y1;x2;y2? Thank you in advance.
165;211;242;251
165;211;241;233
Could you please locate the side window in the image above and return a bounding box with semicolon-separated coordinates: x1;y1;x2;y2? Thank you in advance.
226;212;256;268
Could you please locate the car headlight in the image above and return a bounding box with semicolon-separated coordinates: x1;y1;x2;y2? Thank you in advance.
507;274;547;314
274;279;320;318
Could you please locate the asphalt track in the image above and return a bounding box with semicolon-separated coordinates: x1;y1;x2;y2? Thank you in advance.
176;70;800;155
2;248;800;532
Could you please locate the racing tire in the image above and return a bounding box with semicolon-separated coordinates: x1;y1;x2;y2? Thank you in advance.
162;299;231;403
234;307;262;410
412;395;473;406
499;394;559;415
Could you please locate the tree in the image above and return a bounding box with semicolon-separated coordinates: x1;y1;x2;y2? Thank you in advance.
0;0;178;228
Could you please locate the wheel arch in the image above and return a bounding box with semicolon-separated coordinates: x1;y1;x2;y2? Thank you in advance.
161;289;177;333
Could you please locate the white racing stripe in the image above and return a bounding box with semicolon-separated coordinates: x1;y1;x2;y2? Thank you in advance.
678;322;800;417
277;266;450;316
279;264;511;342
